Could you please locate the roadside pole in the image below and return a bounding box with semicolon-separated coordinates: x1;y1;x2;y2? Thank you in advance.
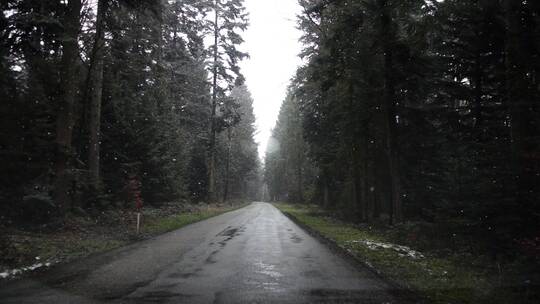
135;195;142;234
128;172;143;235
136;212;141;234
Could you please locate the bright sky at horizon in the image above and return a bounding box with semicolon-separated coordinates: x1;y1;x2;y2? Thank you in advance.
239;0;303;158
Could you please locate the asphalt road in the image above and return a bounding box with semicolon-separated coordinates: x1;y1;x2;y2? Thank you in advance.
0;202;409;303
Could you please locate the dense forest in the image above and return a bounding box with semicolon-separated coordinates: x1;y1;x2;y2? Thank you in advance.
265;0;539;255
0;0;261;223
0;0;539;302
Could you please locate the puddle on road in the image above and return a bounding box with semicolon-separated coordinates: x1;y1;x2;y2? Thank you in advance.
216;225;245;238
215;225;246;247
129;290;194;302
167;271;197;279
301;270;322;278
290;234;303;244
261;282;281;291
253;261;283;279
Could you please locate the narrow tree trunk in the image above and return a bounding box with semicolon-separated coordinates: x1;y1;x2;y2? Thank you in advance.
323;181;329;208
54;0;82;213
504;0;534;210
295;118;304;202
88;0;106;187
321;168;330;208
361;122;370;220
223;127;232;202
374;154;385;219
155;0;164;114
351;143;362;220
297;159;303;203
379;0;402;225
208;0;219;202
348;81;364;220
360;141;369;221
473;52;483;128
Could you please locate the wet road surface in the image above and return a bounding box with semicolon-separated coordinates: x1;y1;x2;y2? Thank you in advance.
0;202;409;303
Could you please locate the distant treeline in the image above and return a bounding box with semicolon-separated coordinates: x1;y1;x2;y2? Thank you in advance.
0;0;260;222
265;0;539;248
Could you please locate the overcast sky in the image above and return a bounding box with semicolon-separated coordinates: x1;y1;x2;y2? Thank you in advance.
239;0;303;158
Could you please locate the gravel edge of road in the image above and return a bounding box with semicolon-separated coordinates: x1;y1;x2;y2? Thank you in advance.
279;209;426;304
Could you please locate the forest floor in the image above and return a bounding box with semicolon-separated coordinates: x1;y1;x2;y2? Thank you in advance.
0;201;248;280
274;203;539;304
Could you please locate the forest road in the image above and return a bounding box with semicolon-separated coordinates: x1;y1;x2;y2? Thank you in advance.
0;202;410;303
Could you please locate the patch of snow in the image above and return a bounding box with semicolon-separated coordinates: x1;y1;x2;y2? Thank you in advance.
349;239;425;259
0;261;56;280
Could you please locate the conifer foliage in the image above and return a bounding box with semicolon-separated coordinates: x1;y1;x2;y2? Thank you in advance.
0;0;260;221
265;0;539;247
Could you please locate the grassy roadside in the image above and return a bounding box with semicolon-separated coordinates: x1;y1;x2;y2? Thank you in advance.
274;203;538;304
142;203;248;235
1;202;249;279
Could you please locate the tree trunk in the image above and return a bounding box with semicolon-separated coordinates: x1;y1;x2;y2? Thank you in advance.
155;0;165;114
88;0;106;187
208;0;219;202
223;127;232;202
360;151;368;221
360;122;369;221
297;159;303;203
54;0;82;213
322;168;329;208
323;181;329;208
347;81;361;219
379;0;402;225
351;142;362;220
504;0;536;214
473;52;483;128
295;119;304;202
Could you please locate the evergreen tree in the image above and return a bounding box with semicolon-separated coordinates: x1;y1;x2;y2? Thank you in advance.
0;0;258;220
265;87;314;203
221;84;259;202
206;0;249;202
272;0;539;244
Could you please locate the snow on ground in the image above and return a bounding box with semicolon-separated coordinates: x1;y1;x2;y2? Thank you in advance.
0;257;56;280
349;239;425;259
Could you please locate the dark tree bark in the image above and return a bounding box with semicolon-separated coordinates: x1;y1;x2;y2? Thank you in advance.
351;143;361;219
297;157;303;203
359;122;369;221
88;0;106;187
379;0;402;224
223;127;232;202
54;0;82;213
208;0;219;202
504;0;536;215
473;52;483;127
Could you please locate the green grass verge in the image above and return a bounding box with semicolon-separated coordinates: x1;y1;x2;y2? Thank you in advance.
2;203;249;276
7;234;126;267
143;204;247;235
274;203;535;304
